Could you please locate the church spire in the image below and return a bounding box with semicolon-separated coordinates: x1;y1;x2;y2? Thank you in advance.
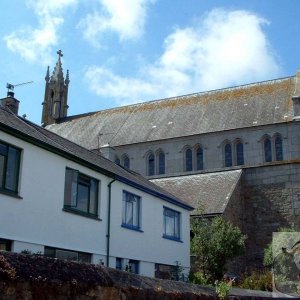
41;50;70;126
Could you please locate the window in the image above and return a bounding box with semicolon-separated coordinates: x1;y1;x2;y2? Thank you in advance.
116;257;139;274
275;136;283;161
235;142;244;165
115;158;120;165
122;191;141;230
224;143;232;167
116;257;123;270
196;147;203;170
123;155;130;169
185;148;193;171
264;138;272;162
0;238;12;251
64;168;99;218
148;153;155;176
128;259;139;274
44;246;91;263
0;141;21;195
163;207;181;241
158;152;165;175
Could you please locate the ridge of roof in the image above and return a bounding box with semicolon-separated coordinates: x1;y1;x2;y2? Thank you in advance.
54;75;294;122
0;107;193;210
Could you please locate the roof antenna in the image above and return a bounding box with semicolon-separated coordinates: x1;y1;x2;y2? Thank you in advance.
6;81;33;97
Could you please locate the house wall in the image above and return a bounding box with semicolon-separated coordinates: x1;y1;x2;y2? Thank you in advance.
0;131;190;278
113;122;300;177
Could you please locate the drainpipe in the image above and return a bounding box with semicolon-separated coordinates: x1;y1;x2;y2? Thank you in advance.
106;178;116;267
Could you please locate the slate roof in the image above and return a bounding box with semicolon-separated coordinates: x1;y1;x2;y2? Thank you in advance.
47;76;295;149
0;107;193;210
151;170;242;216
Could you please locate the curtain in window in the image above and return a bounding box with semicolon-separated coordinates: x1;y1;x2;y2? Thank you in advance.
123;192;139;227
275;137;283;161
185;149;193;171
196;147;203;170
148;154;155;176
64;168;79;207
264;138;272;162
158;152;165;174
225;143;232;167
236;142;244;165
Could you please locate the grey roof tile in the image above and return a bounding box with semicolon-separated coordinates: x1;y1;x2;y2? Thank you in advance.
47;76;295;148
151;169;242;215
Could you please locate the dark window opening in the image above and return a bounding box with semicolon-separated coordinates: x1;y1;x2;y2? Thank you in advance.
185;149;193;171
148;154;155;176
264;138;272;162
158;152;165;175
236;142;244;165
225;143;232;167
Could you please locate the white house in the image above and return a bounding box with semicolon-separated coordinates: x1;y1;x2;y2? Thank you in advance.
0;95;193;279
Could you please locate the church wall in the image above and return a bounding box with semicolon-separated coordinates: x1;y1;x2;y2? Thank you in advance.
114;122;300;178
242;163;300;268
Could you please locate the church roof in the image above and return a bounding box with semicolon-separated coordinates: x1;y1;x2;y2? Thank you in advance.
47;75;295;149
0;107;193;210
151;169;242;216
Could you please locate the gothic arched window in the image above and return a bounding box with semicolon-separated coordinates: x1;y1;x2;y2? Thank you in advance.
275;136;283;161
236;142;244;166
158;152;165;175
264;138;272;162
196;147;203;170
224;143;232;167
115;158;120;165
148;154;155;176
123;155;130;169
185;148;193;171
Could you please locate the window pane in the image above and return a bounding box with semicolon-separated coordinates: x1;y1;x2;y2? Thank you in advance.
264;138;272;162
116;257;123;270
148;154;155;176
185;149;192;171
129;259;139;274
196;147;203;170
5;147;20;192
125;200;133;225
89;179;98;215
123;156;130;169
77;183;89;212
236;142;244;165
64;169;78;207
0;155;5;189
56;249;78;261
122;191;140;228
225;144;232;167
275;137;283;161
164;208;180;239
158;152;165;175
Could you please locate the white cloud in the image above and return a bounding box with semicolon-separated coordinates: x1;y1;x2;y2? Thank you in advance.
78;0;155;46
85;9;280;105
4;0;77;64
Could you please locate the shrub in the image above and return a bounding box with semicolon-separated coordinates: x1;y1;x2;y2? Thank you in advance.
239;270;272;291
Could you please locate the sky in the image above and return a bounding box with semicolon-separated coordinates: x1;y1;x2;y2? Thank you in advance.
0;0;300;124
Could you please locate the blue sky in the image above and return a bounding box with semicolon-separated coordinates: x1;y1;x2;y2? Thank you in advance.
0;0;299;124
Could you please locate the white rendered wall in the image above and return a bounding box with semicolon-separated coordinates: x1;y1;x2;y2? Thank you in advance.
0;131;190;278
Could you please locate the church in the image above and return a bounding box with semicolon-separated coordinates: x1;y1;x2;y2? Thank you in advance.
44;51;300;269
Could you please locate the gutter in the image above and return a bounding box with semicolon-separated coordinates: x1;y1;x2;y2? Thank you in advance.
106;178;116;267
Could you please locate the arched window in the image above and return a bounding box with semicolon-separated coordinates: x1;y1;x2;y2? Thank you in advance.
115;158;120;165
264;138;272;162
196;147;203;170
236;142;244;166
123;156;130;169
148;154;155;176
224;143;232;167
158;152;165;175
185;148;193;171
275;136;283;161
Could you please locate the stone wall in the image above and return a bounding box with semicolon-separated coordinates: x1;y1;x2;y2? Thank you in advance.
242;163;300;268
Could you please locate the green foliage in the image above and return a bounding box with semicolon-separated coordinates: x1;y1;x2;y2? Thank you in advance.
189;271;211;286
215;280;231;299
263;227;296;269
190;217;246;282
239;270;272;291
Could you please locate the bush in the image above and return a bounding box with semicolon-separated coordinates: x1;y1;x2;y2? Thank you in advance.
239;270;272;291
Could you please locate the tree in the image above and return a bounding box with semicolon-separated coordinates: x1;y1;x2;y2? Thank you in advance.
190;217;246;282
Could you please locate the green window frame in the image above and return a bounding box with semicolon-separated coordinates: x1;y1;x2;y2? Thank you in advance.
0;141;21;195
64;168;99;218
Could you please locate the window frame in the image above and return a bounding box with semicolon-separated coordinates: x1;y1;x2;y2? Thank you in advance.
44;246;91;263
224;142;232;167
63;167;100;219
195;146;204;170
185;148;193;172
274;135;283;161
157;151;165;175
235;141;244;166
163;206;181;242
264;137;272;163
147;153;155;176
0;140;21;196
121;190;142;232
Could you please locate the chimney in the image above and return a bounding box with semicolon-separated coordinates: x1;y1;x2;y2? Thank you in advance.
0;92;20;114
293;70;300;120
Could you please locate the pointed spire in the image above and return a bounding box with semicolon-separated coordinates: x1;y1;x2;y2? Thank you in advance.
45;66;50;82
51;50;64;82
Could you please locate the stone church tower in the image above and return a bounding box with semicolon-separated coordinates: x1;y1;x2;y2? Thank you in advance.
41;50;69;126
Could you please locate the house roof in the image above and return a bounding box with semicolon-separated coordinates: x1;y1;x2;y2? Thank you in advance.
47;75;296;149
0;106;193;211
151;169;242;216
